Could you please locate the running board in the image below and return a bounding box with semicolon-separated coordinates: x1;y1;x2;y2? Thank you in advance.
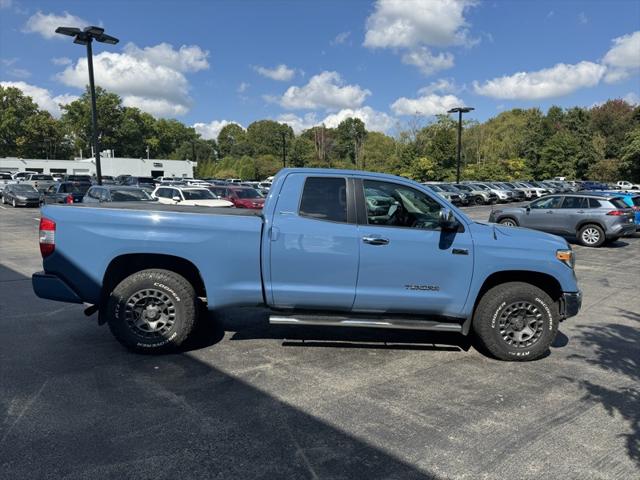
269;314;462;332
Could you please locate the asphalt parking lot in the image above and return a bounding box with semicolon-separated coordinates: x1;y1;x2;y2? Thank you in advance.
1;203;638;479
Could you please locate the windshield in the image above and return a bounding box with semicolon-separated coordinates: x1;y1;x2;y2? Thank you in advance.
455;185;472;192
234;188;262;199
437;184;458;193
471;184;490;191
427;184;443;192
182;189;215;200
12;184;38;193
111;189;152;201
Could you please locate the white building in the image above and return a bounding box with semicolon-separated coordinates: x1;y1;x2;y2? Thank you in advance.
0;152;196;178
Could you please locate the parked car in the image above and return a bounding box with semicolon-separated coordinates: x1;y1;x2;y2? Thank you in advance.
33;168;582;361
51;173;65;182
465;182;510;203
96;175;117;185
514;181;547;198
209;185;265;209
121;176;158;190
2;183;42;207
422;183;464;206
43;182;90;204
453;183;496;205
435;183;470;205
491;182;526;201
591;191;640;229
64;174;92;184
83;185;155;204
20;173;55;192
115;174;132;184
615;180;640;191
152;186;233;207
11;171;38;181
488;193;636;247
579;181;608;191
0;172;13;190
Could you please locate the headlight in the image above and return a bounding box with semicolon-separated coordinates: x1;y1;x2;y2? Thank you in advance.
556;249;575;269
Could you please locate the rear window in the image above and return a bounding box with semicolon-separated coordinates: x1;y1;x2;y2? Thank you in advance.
631;196;640;207
588;198;602;208
234;188;261;199
182;189;214;200
609;198;629;209
299;177;347;223
111;189;152;201
136;177;156;185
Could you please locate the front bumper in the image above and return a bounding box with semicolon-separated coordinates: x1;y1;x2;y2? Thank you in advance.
32;272;83;303
559;291;582;320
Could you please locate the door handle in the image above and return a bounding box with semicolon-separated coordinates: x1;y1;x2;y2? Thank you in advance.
545;210;553;214
577;210;585;213
362;236;389;246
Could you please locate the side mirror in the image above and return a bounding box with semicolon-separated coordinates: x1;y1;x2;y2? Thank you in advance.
438;208;459;231
172;195;181;202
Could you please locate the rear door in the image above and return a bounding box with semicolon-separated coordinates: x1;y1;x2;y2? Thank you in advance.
268;174;360;310
557;196;587;234
353;179;474;316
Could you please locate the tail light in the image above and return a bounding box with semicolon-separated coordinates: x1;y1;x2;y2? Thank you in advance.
606;210;627;216
65;194;73;204
39;217;56;258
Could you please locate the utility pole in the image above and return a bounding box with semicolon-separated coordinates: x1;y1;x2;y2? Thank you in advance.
281;130;287;168
447;107;475;184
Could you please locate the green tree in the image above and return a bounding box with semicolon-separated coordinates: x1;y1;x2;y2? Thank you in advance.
539;130;579;178
335;118;367;167
217;123;247;158
590;100;636;159
246;120;293;160
288;136;315;167
620;125;640;182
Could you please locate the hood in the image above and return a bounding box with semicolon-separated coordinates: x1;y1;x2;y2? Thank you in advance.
472;221;568;250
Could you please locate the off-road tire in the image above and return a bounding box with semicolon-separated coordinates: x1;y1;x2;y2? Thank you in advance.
577;223;605;248
106;269;197;353
473;282;558;361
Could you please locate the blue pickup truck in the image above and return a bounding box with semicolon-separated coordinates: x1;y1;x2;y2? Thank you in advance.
32;168;581;361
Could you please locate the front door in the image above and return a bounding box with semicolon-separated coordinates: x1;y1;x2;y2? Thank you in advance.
520;196;563;232
353;179;474;317
269;174;360;310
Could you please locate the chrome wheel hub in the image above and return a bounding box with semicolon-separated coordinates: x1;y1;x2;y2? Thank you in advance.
124;288;176;337
582;228;600;245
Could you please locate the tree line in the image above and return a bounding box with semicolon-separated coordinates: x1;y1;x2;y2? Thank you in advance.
1;85;639;182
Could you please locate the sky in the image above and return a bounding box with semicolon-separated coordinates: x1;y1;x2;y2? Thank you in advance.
1;0;639;139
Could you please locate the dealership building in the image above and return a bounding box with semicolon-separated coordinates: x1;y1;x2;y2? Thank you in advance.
0;151;196;178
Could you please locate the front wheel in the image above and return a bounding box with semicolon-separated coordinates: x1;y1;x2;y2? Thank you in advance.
498;217;519;227
474;196;485;206
12;198;17;208
473;282;558;361
106;269;198;353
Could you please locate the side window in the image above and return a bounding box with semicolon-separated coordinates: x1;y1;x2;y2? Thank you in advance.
588;198;602;208
560;197;586;209
60;184;68;194
47;185;56;193
99;189;109;201
156;188;167;198
87;188;97;199
363;180;442;229
299;177;347;223
531;196;562;209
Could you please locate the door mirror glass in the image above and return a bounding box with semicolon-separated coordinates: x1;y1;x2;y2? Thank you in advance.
438;208;459;231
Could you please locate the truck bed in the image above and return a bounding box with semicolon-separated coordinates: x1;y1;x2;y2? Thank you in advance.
72;202;263;217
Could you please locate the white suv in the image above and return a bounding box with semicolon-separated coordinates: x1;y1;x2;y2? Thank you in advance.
152;186;233;207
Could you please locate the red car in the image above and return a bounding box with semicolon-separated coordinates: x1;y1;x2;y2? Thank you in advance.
209;186;265;209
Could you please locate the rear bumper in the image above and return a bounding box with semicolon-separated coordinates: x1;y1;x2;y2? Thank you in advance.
607;223;636;238
32;272;83;304
559;291;582;320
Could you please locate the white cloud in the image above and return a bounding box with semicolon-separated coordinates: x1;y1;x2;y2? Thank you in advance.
401;47;454;76
23;11;90;39
331;31;351;46
193;120;242;140
123;43;209;72
391;92;464;116
602;31;640;83
364;0;476;48
322;106;395;132
473;61;606;100
254;64;296;81
278;107;395;134
278;71;371;110
623;92;640;106
418;78;459;95
578;12;588;25
52;57;72;66
0;81;77;116
57;42;209;117
237;82;249;93
0;0;13;9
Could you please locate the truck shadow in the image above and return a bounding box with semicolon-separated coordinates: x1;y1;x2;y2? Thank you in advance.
564;308;640;468
1;263;438;479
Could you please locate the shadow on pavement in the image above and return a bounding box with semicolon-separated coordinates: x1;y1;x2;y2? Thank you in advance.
566;308;640;468
0;264;437;479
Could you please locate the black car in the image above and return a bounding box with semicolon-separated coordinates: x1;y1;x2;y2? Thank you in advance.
2;183;42;207
43;182;91;204
64;174;93;184
122;176;158;188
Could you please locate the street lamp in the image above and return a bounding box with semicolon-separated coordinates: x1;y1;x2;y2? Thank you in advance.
55;26;119;185
447;106;474;184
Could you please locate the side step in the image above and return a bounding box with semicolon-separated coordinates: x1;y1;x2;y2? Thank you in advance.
269;314;462;332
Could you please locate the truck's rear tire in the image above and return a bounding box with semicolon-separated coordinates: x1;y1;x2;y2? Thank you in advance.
473;282;558;361
106;269;197;353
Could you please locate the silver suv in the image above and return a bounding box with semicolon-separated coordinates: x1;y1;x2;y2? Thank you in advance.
488;193;636;247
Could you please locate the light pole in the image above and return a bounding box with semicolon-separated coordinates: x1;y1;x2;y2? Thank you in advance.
55;26;119;185
447;106;474;184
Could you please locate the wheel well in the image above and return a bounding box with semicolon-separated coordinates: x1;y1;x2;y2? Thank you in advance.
474;270;563;314
101;254;207;303
575;220;604;233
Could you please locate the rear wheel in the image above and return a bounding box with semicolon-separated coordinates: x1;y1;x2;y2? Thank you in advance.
578;224;605;247
12;198;17;208
474;196;485;205
106;269;198;353
498;217;519;227
473;282;558;361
